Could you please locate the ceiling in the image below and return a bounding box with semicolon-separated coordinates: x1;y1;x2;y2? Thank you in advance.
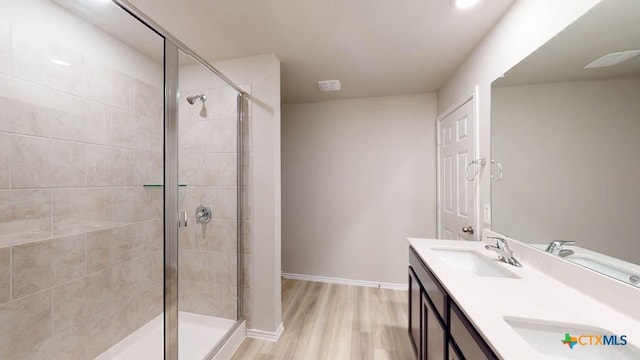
59;0;516;103
495;0;640;87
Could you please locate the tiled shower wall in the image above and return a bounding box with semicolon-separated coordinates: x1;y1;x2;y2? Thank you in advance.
0;16;164;360
177;73;253;326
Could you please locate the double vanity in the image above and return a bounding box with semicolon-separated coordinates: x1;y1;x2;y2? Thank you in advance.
408;238;640;360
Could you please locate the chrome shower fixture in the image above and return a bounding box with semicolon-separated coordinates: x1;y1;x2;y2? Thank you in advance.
186;94;207;118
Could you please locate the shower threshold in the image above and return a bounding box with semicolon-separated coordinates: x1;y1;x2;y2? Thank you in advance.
95;312;237;360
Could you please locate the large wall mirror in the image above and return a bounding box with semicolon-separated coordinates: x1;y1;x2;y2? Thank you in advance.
491;0;640;287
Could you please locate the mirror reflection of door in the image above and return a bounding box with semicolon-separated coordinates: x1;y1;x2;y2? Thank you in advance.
438;99;476;241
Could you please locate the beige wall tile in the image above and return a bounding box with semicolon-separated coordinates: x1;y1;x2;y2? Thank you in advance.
0;78;109;145
0;247;8;304
11;25;85;97
53;188;111;235
179;120;207;154
40;321;86;360
12;234;86;299
0;189;51;247
0;290;52;360
86;59;134;111
219;85;240;119
110;148;135;186
200;153;237;186
112;187;162;223
179;280;237;319
0;19;8;75
133;251;162;298
85;296;136;359
110;109;151;151
52;277;86;333
84;267;111;316
183;186;237;221
179;154;203;185
0;133;9;188
205;119;237;153
132;219;162;258
86;225;133;273
180;250;237;285
151;115;163;153
184;219;237;253
86;145;109;187
134;79;162;119
110;261;137;304
134;151;162;185
12;135;86;188
135;284;162;328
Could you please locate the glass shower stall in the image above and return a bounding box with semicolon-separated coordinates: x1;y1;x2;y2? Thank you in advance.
0;0;249;359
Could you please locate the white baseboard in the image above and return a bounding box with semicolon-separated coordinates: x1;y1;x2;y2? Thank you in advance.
246;322;284;342
281;272;408;291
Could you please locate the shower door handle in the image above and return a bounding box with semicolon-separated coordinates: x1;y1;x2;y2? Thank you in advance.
179;210;188;227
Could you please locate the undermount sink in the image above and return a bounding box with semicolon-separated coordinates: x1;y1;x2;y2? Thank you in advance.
430;248;519;278
566;255;640;287
505;317;640;359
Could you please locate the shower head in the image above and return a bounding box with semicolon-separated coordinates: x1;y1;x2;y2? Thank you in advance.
187;94;206;105
186;94;207;118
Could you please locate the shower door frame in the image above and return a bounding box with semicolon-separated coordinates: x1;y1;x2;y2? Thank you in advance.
113;1;248;359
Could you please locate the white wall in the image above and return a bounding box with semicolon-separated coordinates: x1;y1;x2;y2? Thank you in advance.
437;0;600;230
282;94;437;285
492;77;640;264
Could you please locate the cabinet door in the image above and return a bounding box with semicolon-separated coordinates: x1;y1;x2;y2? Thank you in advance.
448;342;463;360
423;293;446;360
450;302;498;360
409;267;422;359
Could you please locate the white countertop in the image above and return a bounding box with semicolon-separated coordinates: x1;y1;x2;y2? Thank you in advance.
408;238;640;360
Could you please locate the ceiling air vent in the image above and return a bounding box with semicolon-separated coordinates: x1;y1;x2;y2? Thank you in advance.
584;50;640;69
317;80;341;92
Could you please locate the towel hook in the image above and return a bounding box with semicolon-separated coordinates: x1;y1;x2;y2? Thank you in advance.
465;158;486;181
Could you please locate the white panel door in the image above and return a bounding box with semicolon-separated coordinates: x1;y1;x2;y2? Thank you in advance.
438;99;475;240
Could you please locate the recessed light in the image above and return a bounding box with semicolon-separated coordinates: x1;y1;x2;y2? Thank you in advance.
317;80;341;92
50;58;72;67
584;50;640;69
451;0;481;9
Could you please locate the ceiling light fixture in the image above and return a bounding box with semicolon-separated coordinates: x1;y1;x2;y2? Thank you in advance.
452;0;481;9
584;50;640;69
317;80;341;92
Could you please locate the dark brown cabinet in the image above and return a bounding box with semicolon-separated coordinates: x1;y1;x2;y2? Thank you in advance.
409;268;422;359
423;293;446;360
409;246;498;360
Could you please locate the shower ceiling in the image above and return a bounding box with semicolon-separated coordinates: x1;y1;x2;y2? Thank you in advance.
59;0;515;103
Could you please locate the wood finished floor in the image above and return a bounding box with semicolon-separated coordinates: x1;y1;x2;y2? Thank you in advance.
231;279;414;360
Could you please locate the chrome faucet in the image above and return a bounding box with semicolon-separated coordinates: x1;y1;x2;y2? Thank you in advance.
484;236;522;267
545;240;575;257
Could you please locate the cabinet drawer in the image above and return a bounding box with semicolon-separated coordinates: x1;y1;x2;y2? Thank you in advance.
410;247;446;322
450;302;498;360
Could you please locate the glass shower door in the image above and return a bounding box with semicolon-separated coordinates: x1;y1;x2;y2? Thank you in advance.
176;50;243;359
0;1;165;359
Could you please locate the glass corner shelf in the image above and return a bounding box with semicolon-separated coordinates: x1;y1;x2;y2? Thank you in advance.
143;184;187;187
